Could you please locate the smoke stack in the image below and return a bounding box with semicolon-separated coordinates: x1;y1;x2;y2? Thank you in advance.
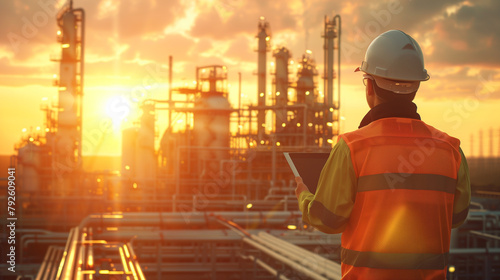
479;129;483;158
256;17;270;142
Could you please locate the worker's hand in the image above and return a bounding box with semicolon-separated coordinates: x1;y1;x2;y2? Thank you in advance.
295;176;309;200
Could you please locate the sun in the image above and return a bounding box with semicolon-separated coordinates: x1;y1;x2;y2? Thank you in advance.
105;96;132;131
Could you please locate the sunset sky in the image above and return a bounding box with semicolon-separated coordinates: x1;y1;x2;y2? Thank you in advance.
1;0;499;158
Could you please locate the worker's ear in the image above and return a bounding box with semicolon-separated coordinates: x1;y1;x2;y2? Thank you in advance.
365;80;377;108
366;80;375;97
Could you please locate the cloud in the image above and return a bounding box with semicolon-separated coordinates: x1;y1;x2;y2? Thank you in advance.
0;57;41;75
0;0;189;57
122;34;196;63
89;0;187;39
337;0;466;64
0;0;499;100
417;66;500;100
190;0;300;40
0;0;60;60
224;35;254;63
0;56;56;87
426;0;500;66
337;0;500;67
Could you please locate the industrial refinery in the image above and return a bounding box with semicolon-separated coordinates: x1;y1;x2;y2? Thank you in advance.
1;1;499;280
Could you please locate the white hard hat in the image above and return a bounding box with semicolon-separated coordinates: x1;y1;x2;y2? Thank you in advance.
355;30;429;94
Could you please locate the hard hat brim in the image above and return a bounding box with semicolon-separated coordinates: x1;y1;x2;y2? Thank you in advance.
356;67;420;94
371;75;420;94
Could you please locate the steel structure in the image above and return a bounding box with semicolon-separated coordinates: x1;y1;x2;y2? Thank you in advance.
256;17;271;143
36;226;146;280
15;0;85;197
33;211;342;280
322;15;341;146
3;5;500;279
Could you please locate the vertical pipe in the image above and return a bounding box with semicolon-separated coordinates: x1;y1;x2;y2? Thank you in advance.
157;241;161;280
257;18;270;143
489;127;493;157
326;19;334;113
479;129;483;158
323;16;327;107
322;15;341;144
271;137;276;186
335;15;341;115
74;8;85;167
303;107;307;145
211;242;216;280
169;56;173;130
238;72;242;137
470;133;474;157
175;147;180;196
327;17;334;144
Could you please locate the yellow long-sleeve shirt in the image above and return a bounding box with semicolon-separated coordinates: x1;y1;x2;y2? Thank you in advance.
297;138;471;233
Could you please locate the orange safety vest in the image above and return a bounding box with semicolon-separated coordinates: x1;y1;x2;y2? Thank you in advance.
339;117;461;280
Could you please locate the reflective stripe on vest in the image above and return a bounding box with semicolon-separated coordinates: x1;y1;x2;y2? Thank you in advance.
341;247;449;270
339;118;461;278
358;173;456;193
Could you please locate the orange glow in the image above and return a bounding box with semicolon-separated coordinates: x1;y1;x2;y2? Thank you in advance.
0;1;498;161
123;245;131;258
119;247;130;274
129;261;138;279
87;253;94;268
81;240;107;244
102;214;123;219
377;205;407;251
341;2;358;15
135;262;146;280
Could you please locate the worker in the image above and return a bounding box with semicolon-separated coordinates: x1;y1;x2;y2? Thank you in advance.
295;30;470;279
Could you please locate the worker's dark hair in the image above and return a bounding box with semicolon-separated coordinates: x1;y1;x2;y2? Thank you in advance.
372;80;417;102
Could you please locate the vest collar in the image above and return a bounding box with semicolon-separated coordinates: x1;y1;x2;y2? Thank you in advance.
359;101;421;128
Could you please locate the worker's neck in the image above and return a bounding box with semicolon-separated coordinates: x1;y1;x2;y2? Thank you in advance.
368;95;384;109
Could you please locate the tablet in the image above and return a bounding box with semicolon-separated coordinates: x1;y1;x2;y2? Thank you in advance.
283;152;330;194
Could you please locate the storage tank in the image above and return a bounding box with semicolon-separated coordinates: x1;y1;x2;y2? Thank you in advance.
295;54;318;146
193;66;232;177
296;54;317;106
17;142;41;194
121;102;156;192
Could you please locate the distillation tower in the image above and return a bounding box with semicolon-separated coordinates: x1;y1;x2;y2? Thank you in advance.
16;1;85;197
